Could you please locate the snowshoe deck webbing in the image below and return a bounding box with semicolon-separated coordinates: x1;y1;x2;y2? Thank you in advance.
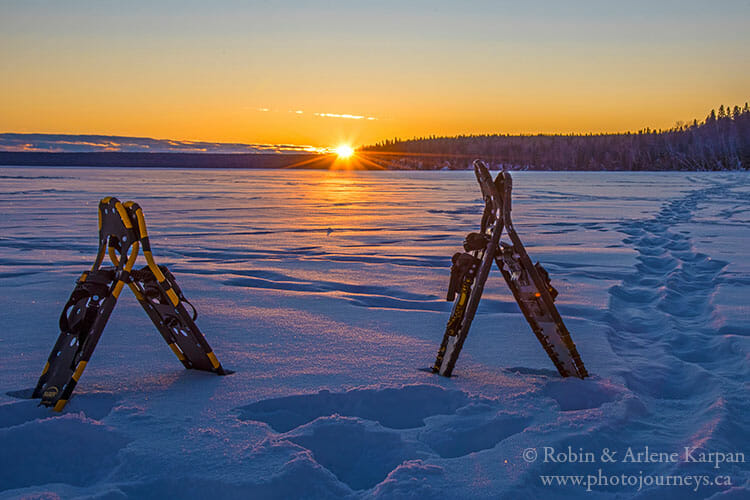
33;197;228;411
432;160;588;379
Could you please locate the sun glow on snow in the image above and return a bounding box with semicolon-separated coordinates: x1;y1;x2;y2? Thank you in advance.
335;144;354;159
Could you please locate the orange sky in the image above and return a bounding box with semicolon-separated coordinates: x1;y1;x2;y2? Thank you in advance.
1;1;748;148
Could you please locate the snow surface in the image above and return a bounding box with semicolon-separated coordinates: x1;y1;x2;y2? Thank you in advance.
0;167;748;499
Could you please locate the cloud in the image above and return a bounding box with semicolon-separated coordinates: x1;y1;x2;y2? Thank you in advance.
0;133;326;154
314;112;377;121
256;106;377;121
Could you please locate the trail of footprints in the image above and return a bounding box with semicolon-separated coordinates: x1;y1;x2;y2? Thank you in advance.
601;181;750;493
607;181;739;397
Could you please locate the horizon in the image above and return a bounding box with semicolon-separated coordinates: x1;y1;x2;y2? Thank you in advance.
1;101;746;155
1;1;749;149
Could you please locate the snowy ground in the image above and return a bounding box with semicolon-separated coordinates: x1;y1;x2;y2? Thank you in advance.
0;167;748;499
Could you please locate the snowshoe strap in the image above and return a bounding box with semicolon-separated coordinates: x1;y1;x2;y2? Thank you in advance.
58;269;116;334
447;252;481;301
132;265;197;321
534;262;558;300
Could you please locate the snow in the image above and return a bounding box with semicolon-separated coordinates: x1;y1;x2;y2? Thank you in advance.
0;168;748;499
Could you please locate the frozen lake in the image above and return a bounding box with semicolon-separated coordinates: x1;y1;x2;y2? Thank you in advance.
0;167;748;499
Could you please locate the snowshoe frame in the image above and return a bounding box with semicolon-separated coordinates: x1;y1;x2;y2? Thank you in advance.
32;197;228;411
432;161;588;378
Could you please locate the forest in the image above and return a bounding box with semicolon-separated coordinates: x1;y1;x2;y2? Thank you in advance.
361;104;750;171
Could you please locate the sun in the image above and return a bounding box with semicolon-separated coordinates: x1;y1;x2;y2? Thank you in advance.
334;144;354;159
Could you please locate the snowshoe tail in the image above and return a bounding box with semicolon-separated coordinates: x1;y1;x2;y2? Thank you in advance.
33;197;141;410
432;161;505;376
31;268;121;410
125;201;227;374
496;187;588;378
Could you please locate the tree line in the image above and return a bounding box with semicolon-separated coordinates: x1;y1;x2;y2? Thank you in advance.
361;104;750;171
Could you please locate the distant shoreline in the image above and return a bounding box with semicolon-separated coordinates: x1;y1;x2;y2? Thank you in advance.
0;152;339;169
1;152;748;171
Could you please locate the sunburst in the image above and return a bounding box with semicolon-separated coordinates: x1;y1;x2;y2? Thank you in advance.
334;144;354;159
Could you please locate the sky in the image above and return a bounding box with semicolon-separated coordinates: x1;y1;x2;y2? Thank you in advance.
1;0;749;149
